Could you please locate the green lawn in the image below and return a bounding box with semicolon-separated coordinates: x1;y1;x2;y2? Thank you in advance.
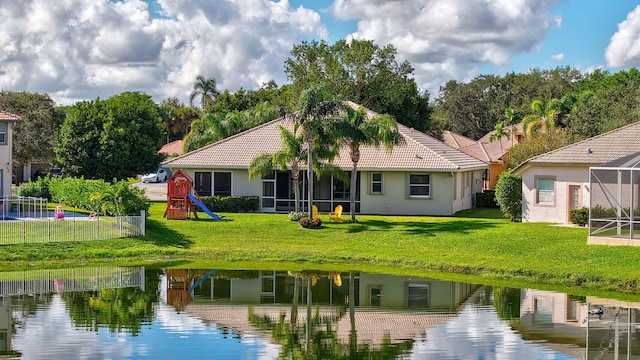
1;202;640;296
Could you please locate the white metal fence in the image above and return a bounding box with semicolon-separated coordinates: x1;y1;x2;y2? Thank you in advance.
0;266;145;296
0;211;146;245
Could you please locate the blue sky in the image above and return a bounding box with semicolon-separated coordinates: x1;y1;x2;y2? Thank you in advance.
1;0;640;105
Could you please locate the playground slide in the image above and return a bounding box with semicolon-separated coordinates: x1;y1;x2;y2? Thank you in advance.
187;194;221;220
187;269;218;292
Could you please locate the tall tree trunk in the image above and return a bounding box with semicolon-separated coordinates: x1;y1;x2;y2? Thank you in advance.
292;169;300;213
307;141;313;220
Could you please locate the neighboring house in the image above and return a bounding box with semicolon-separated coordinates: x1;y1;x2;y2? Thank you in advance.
450;125;523;190
512;121;640;224
441;130;475;149
0;111;22;198
158;139;184;157
163;108;487;216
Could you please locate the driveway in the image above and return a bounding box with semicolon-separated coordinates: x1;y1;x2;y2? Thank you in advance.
134;181;167;201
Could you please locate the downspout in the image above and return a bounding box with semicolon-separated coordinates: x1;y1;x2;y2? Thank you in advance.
451;171;456;215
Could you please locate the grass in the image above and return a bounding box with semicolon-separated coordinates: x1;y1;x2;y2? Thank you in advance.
2;202;640;296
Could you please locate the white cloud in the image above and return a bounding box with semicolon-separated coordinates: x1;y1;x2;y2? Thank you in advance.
0;0;326;105
334;0;561;97
551;53;564;61
605;5;640;68
0;0;563;105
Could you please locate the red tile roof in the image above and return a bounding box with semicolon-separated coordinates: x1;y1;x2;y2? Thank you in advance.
0;111;22;122
158;140;184;156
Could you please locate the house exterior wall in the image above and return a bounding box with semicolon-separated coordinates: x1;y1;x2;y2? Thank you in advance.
168;167;484;216
0;122;13;198
520;165;589;224
359;169;482;216
357;273;473;308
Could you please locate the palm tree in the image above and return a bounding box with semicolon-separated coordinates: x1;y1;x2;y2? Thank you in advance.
293;85;343;220
189;75;220;109
248;125;306;212
334;104;401;222
501;107;519;147
489;122;509;167
521;99;558;137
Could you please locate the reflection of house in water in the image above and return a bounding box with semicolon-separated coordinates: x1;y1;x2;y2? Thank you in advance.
165;269;480;348
516;289;640;359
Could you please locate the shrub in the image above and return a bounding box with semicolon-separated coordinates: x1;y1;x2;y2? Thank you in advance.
18;176;149;216
569;207;589;226
475;190;498;208
495;172;522;221
200;196;259;213
288;211;308;221
299;217;322;228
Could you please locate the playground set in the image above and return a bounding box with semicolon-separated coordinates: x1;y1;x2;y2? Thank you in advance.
163;170;220;221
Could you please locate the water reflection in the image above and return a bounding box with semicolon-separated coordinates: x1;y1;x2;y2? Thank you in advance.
0;267;638;359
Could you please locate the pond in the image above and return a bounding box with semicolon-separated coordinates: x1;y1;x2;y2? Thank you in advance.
0;266;638;359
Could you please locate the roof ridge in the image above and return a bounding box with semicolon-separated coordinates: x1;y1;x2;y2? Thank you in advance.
397;123;461;169
165;116;286;164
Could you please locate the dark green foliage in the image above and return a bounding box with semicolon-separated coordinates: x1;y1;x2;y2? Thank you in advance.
19;176;149;216
285;39;432;132
55;92;165;180
493;287;521;320
0;91;64;168
475;191;498;208
507;128;582;169
495;172;522;221
200;196;259;213
569;207;589;226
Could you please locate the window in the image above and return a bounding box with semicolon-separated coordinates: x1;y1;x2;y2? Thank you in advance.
407;283;429;308
195;171;232;196
369;286;382;306
214;172;232;196
370;173;383;194
536;177;555;205
408;174;430;198
195;172;212;196
0;123;6;145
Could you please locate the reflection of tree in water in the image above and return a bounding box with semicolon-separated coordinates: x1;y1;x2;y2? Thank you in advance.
493;287;522;321
62;271;159;336
248;272;413;359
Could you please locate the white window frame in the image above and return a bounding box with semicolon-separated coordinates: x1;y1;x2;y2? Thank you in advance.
408;173;431;198
0;123;6;145
370;173;383;195
535;176;555;206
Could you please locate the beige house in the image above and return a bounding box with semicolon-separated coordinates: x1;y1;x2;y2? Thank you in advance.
163;109;487;216
0;111;22;198
512;121;640;224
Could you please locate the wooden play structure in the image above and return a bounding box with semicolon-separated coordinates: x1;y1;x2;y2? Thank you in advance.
163;169;221;221
163;169;199;220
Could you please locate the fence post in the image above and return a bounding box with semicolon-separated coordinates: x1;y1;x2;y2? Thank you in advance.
140;210;146;236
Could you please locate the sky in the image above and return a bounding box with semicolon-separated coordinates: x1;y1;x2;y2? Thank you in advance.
1;0;640;106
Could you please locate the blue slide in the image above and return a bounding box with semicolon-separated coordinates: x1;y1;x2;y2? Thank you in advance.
188;269;218;292
187;194;221;220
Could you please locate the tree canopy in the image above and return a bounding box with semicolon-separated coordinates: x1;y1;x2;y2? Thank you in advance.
285;39;431;132
55;92;165;180
0;91;64;167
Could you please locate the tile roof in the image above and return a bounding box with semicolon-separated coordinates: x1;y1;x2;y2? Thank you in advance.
158;140;184;156
441;130;475;149
513;121;640;173
164;110;487;172
0;111;22;122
